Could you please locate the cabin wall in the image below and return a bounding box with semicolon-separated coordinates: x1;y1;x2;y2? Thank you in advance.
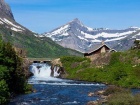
101;47;106;53
84;46;110;60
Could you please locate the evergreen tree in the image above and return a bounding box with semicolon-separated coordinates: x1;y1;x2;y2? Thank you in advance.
0;35;31;104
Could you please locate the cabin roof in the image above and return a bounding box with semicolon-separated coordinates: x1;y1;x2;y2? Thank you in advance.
85;43;112;55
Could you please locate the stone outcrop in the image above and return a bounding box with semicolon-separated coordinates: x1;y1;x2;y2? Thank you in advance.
22;58;33;78
87;90;108;105
51;58;67;78
51;58;62;67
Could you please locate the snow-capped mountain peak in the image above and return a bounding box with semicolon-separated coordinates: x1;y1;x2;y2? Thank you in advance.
69;18;84;26
41;18;140;52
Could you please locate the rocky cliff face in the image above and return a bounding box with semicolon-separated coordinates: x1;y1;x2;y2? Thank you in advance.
0;0;29;33
0;0;14;20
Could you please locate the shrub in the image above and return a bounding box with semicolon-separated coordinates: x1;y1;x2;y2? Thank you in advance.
107;92;134;105
107;92;140;105
0;80;10;104
0;39;32;104
103;86;128;96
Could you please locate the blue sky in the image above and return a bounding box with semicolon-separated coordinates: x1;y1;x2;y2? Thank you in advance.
5;0;140;33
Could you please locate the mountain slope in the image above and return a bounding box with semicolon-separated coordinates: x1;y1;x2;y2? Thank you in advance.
0;0;82;58
42;18;140;52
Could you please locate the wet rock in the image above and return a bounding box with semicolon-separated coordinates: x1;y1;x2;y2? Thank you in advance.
22;58;32;78
88;92;94;97
87;90;108;105
96;90;105;95
51;58;67;78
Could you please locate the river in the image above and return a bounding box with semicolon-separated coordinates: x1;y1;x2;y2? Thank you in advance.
9;63;140;105
9;63;106;105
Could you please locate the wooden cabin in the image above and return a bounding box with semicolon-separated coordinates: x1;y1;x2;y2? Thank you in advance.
84;42;116;58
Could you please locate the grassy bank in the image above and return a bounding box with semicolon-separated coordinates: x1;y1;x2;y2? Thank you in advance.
60;50;140;88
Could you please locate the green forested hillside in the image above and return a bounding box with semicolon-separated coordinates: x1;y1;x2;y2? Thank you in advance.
0;25;82;58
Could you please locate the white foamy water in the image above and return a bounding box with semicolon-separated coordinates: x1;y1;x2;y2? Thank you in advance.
29;63;65;83
63;101;79;105
40;82;105;86
30;63;52;77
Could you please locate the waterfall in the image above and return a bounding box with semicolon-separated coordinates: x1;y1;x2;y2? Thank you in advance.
53;66;60;77
29;63;60;78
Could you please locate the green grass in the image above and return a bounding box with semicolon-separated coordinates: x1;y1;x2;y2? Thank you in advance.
107;92;140;105
60;50;140;88
105;86;140;105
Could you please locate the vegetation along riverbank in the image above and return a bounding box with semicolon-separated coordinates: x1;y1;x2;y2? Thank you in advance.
60;40;140;88
0;37;32;104
59;40;140;104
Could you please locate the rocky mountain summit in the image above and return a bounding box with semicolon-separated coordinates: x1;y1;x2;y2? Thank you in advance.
0;0;14;20
42;18;140;52
0;0;33;33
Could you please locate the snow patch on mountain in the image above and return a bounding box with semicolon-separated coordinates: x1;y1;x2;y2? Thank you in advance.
77;36;85;40
11;27;22;32
0;18;25;32
105;36;127;42
0;20;3;24
85;26;94;31
91;39;101;43
46;24;70;37
130;26;140;29
52;25;69;35
81;31;94;39
131;32;140;39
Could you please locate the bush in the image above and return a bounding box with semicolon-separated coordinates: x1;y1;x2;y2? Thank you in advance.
0;80;10;104
103;86;127;96
107;92;140;105
0;39;31;104
107;92;134;105
133;94;140;105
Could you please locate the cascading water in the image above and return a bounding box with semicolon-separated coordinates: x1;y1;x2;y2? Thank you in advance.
29;63;61;83
30;63;52;78
53;66;60;77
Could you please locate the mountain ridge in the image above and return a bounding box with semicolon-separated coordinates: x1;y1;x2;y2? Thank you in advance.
42;18;140;52
0;0;82;57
